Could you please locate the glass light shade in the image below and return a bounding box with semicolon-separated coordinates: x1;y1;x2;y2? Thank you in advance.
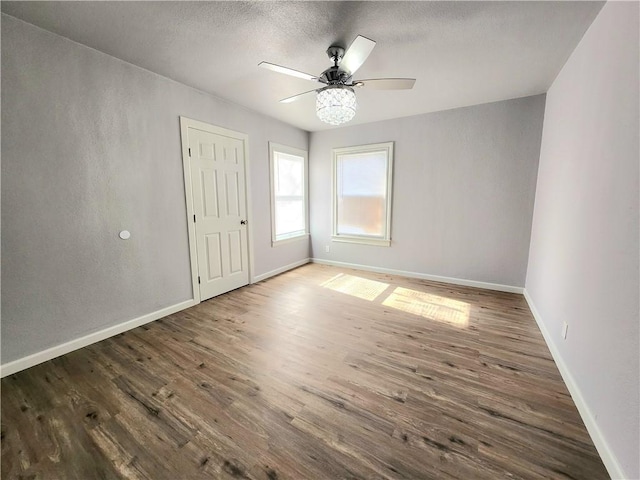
316;86;357;125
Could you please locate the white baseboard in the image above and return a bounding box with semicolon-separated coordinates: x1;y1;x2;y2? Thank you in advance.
2;256;313;377
310;258;523;294
523;289;625;480
252;258;310;283
0;299;196;378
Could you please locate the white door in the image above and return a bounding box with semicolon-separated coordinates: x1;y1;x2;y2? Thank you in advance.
182;121;250;301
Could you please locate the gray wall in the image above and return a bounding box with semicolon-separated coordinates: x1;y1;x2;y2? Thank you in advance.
309;95;545;288
525;3;639;478
1;15;309;364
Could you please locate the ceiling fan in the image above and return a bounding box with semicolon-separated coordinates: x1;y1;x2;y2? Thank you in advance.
259;35;416;126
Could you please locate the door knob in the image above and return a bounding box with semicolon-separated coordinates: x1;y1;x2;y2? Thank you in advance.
240;220;247;225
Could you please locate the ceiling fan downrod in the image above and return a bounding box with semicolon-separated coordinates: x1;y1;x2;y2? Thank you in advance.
326;46;345;66
321;45;349;85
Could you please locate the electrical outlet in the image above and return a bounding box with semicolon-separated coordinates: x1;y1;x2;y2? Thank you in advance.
325;245;330;253
561;321;569;340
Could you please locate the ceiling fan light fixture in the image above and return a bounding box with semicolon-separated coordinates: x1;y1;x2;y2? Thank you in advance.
316;85;357;125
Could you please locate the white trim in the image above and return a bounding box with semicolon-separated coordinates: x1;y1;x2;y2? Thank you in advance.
179;117;253;293
252;258;311;283
269;142;309;246
179;117;201;303
522;290;626;480
244;135;256;285
311;258;523;293
272;233;310;247
332;141;394;246
0;299;195;378
331;235;391;247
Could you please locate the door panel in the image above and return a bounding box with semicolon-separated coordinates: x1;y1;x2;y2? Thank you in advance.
205;233;223;281
188;127;249;301
200;142;215;159
225;172;240;216
223;144;239;164
201;169;219;218
228;230;243;274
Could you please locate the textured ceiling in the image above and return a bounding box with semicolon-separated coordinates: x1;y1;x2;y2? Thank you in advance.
2;1;604;132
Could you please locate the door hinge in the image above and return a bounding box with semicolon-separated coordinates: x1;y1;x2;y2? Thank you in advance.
188;147;191;157
193;214;196;223
198;276;201;284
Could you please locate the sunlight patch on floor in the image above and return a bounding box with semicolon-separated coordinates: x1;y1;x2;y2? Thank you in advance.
382;287;470;328
321;273;389;301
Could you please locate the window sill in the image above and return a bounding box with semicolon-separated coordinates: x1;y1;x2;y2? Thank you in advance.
331;235;391;247
272;233;310;247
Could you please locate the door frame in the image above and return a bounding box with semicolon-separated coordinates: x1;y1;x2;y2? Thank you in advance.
179;116;254;304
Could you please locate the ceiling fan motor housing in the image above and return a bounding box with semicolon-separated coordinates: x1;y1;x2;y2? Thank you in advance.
320;66;351;85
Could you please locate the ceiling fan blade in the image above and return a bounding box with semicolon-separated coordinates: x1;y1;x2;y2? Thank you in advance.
280;89;318;104
259;62;318;82
354;78;416;90
340;35;376;75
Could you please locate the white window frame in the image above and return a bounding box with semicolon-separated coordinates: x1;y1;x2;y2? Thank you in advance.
332;141;394;247
269;142;309;246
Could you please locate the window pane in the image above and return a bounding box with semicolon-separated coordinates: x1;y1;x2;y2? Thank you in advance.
336;150;388;237
337;195;386;235
275;153;303;196
275;198;305;236
271;146;307;242
338;151;387;196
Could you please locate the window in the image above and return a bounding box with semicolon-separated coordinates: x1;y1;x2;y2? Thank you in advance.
333;142;394;246
269;143;309;245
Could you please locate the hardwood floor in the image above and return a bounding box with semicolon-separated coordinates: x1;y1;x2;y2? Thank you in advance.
1;264;609;479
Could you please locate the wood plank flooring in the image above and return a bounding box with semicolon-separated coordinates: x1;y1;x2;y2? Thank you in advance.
1;264;609;479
